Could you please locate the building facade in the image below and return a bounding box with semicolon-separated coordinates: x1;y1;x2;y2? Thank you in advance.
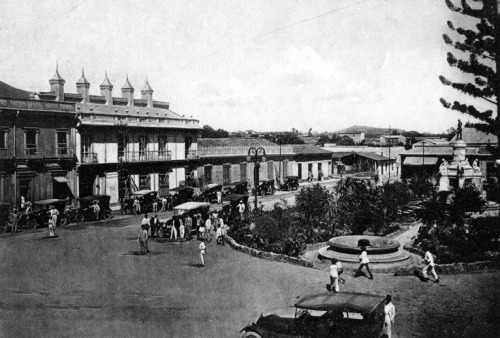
0;97;77;206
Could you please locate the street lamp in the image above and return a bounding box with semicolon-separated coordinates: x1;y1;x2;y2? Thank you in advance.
247;147;266;210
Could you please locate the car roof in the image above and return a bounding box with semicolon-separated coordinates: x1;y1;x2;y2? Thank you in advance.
206;183;222;189
79;195;110;201
173;202;211;211
294;292;384;315
284;176;299;179
131;190;157;195
223;194;250;202
260;179;274;182
34;199;69;205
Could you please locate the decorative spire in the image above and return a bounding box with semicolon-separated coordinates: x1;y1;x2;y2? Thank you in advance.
121;74;134;90
141;77;153;93
76;68;90;85
100;71;113;88
50;61;65;83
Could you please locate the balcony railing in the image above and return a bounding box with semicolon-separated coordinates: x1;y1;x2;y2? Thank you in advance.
56;147;75;157
197;145;294;157
186;150;198;159
0;98;74;112
81;152;98;164
0;148;12;159
120;150;172;162
24;147;43;158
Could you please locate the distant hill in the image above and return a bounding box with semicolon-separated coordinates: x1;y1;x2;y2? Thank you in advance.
0;80;31;99
334;125;405;136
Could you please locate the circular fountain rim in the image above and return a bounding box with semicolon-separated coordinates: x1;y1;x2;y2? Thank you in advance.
328;235;400;255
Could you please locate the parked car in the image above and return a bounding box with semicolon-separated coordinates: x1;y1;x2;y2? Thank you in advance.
279;176;300;191
158;201;211;237
170;187;201;206
121;190;158;214
18;199;69;229
225;181;249;195
254;179;276;196
199;184;224;203
222;194;250;221
66;195;112;223
241;292;386;338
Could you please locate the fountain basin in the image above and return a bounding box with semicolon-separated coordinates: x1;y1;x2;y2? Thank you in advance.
328;235;400;255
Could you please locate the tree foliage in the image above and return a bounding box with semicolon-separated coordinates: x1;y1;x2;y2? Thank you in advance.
201;125;230;138
439;0;499;137
263;132;305;145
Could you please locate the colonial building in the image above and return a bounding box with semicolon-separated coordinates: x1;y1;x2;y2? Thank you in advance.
197;138;333;186
0;96;77;206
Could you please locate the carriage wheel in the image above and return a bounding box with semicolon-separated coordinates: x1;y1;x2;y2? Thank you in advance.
28;218;38;229
103;210;112;220
241;331;262;338
76;214;85;223
59;217;68;227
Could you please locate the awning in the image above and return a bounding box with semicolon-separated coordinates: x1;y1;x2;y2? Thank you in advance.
403;157;438;166
53;176;69;183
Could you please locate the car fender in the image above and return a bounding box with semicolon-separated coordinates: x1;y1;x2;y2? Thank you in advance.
240;324;267;337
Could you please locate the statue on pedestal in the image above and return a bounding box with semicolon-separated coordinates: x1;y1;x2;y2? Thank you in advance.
456;119;462;139
472;159;481;174
438;158;449;192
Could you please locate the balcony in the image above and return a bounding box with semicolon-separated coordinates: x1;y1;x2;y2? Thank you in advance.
24;147;43;158
81;152;98;164
0;98;74;112
120;150;172;163
186;150;198;159
0;148;12;160
56;147;75;157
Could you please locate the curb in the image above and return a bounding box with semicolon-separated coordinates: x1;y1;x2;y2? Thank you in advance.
225;235;314;268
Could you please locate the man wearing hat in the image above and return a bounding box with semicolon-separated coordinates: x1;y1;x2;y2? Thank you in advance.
49;205;59;227
383;295;395;338
9;208;19;234
329;258;342;293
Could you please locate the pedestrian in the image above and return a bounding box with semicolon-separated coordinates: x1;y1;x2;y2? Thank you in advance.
48;218;56;237
237;200;245;220
25;200;32;214
199;239;207;266
212;211;219;230
179;217;185;239
152;198;158;213
184;214;192;240
9;208;19;234
20;196;25;211
422;249;439;282
355;246;373;279
217;190;222;204
160;196;167;212
133;197;141;214
49;205;59;227
308;171;313;183
205;216;212;242
198;215;205;241
93;200;100;221
149;214;159;239
329;258;342;293
138;224;148;254
170;216;178;240
383;295;395;338
319;169;324;181
166;195;173;210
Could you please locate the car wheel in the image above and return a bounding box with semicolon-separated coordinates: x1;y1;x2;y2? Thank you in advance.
242;331;263;338
76;214;85;223
204;197;209;203
59;217;68;227
103;210;112;220
120;206;126;215
27;218;38;229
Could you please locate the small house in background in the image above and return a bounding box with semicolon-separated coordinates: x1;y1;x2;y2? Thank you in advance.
336;132;365;144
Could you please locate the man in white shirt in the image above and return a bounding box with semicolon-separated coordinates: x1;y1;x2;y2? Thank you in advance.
205;217;212;241
199;239;207;266
422;250;439;282
356;246;373;279
237;201;246;220
383;295;395;338
329;259;342;293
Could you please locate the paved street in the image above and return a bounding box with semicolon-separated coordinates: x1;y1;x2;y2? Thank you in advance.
1;210;499;338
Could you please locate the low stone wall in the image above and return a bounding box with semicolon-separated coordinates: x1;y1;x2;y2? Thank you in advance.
225;236;314;268
394;244;499;275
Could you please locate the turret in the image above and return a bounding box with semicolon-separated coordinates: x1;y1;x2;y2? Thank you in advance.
100;72;113;105
49;63;65;101
141;79;154;108
76;68;90;103
121;75;134;106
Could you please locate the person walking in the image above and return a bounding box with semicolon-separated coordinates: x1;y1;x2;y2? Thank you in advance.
383;295;395;338
170;216;178;240
184;214;192;240
205;216;212;242
9;208;19;234
199;239;207;266
217;190;222;204
149;214;159;239
237;200;246;220
92;200;100;221
329;258;342;293
355;246;373;279
48;218;56;237
49;205;59;227
179;217;185;239
138;224;148;255
198;215;205;241
133;198;141;215
152;198;158;213
160;196;167;212
422;249;439;282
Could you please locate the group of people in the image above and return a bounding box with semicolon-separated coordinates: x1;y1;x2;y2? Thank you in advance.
328;245;439;337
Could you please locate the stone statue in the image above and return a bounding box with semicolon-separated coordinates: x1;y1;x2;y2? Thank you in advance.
439;158;448;176
456;119;462;139
438;159;449;191
472;159;481;174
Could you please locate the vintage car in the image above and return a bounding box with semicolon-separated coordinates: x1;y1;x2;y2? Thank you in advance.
222;194;250;221
225;181;249;195
158;202;211;238
121;190;158;214
66;195;112;223
279;176;300;191
241;292;386;338
18;199;69;229
198;183;224;203
254;179;276;196
170;187;202;206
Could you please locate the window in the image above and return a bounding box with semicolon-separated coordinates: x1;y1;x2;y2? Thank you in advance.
81;134;94;163
240;163;247;181
57;131;69;155
117;134;128;160
139;135;147;160
204;166;212;184
267;161;274;180
283;160;289;177
25;130;37;155
223;164;231;185
139;174;150;190
298;163;302;178
0;129;7;149
159;136;168;159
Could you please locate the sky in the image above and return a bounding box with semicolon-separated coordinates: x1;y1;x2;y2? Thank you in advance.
0;0;492;133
